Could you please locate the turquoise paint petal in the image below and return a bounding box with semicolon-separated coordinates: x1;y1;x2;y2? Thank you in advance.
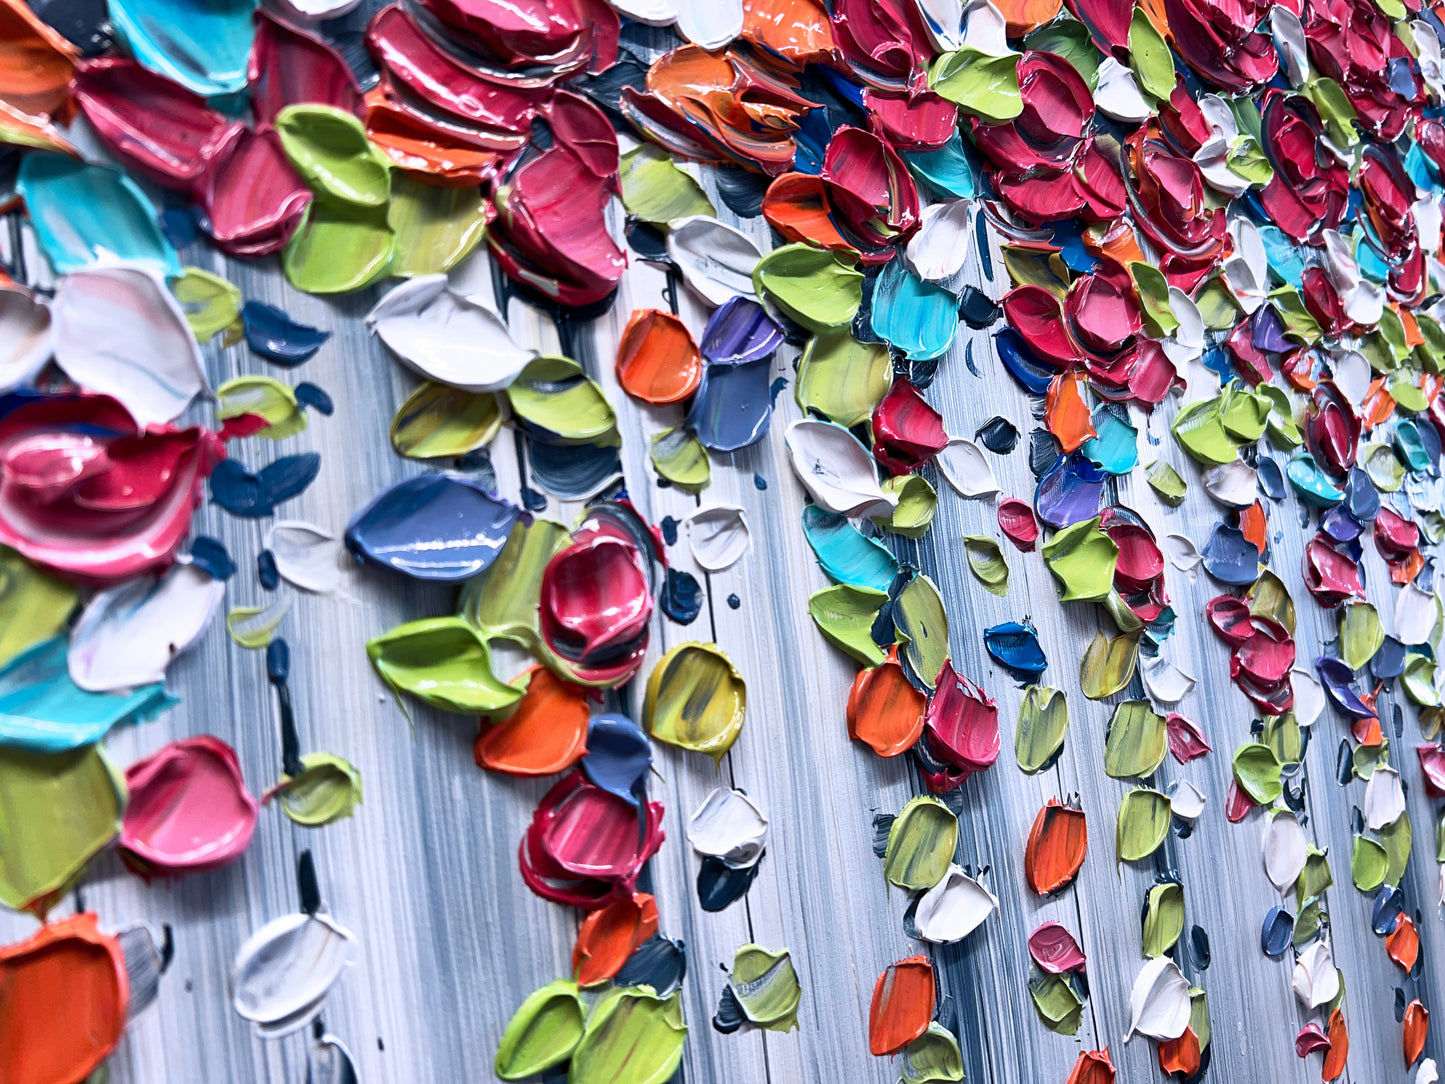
1285;452;1344;507
801;506;899;592
0;638;173;754
1257;225;1304;289
108;0;257;96
870;260;958;362
902;133;980;199
1081;405;1139;475
18;154;181;279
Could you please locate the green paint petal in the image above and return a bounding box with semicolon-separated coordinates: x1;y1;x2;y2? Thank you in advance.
1295;845;1333;905
885;795;958;891
459;517;570;644
643;642;746;762
1219;385;1271;442
730;945;801;1032
227;599;291;649
901;1023;966;1084
1128;7;1174;100
1232;742;1283;805
618;144;714;225
752;243;863;332
1028;971;1084;1034
570;987;686;1084
1079;629;1139;699
507;356;617;444
1351;835;1388;891
1142;881;1185;957
171;267;241;343
1117;788;1172;862
1380;813;1412;886
895;573;949;690
387;173;488;277
283;202;396;295
1402;652;1442;707
1340;602;1384;670
0;547;76;668
1268;286;1321;345
367;616;525;715
963;534;1009;596
495;978;585;1080
1260;713;1303;769
274;753;363;827
1171;398;1239;465
796;331;891;427
216;376;306;440
1024;20;1100;87
929;48;1023;123
1040;517;1118;602
1248;569;1296;633
808;584;889;665
876;475;936;538
649;426;711;491
1146;459;1188;506
0;744;125;913
1130;262;1177;334
1104;700;1167;779
276;104;391;209
391;381;503;459
1189;988;1212;1052
1015;685;1069;773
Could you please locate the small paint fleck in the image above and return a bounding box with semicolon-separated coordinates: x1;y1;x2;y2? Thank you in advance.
727;594;741;609
257;550;279;590
661;516;679;546
754;473;767;491
520;486;547;512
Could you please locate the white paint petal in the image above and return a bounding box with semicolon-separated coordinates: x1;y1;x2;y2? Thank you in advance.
1095;58;1153;123
784;420;897;517
1291;668;1326;727
1262;812;1306;893
52;266;208;426
609;0;681;24
915;864;998;943
1201;458;1258;507
1168;780;1207;821
1125;956;1191;1041
914;0;964;50
68;563;223;692
1364;764;1406;830
1270;7;1310;87
666;216;761;307
906;200;975;282
273;0;361;16
1164;533;1202;572
1330;349;1371;407
1291;940;1340;1010
687;504;750;571
676;0;742;49
0;284;52;392
266;520;345;594
937;437;1000;499
1162;287;1205;368
1419;1058;1440;1084
232;912;356;1037
1224;216;1268;314
1141;651;1196;706
366;275;536;392
687;787;767;867
1396;580;1440;646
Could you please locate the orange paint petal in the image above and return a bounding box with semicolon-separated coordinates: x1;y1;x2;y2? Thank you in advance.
1240;501;1267;553
1066;1048;1116;1084
0;0;77;123
868;955;935;1056
1391;548;1424;586
0;913;128;1084
994;0;1064;34
762;172;855;255
572;891;659;987
1387;915;1420;972
1404;998;1429;1068
364;90;508;186
615;308;702;404
847;647;926;758
474;666;590;776
1351;715;1384;746
1024;798;1087;895
1158;1028;1201;1076
741;0;839;65
1046;371;1096;453
1322;1008;1348;1081
1083;220;1145;267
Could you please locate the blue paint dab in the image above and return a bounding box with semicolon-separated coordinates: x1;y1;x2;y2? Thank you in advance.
615;936;686;997
580;714;652;805
975;206;993;282
697;855;762;912
190;535;235;580
660;516;679;546
661;568;702;625
965;339;979;377
520;485;547;512
727;594;741;610
257;549;279;590
210;453;322;517
754;473;767;491
294;382;333;415
983;621;1048;684
1261;906;1294;956
242;301;330;366
266;638;291;684
769;376;789;404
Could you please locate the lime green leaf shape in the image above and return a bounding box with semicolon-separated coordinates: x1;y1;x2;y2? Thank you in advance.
753;243;864;331
507;356;617;444
495;978;585;1080
0;547;76;668
1142;881;1185;958
619;144;714;225
276;104;391;208
217;376;306;440
1117;788;1172;862
570;986;687;1084
730;944;801;1032
367;616;525;715
1104;700;1167;779
1015;685;1069;773
885;795;958;891
1232;742;1284;805
391;381;503;460
1040;517;1119;602
273;753;363;827
797;331;892;427
808;584;889;665
643;642;747;762
930;48;1023;123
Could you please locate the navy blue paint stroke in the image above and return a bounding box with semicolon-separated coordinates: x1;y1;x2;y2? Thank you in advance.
257;549;279;590
983;621;1048;684
1315;655;1374;718
1372;636;1407;680
697;853;762;913
712;985;746;1034
242;301;330;365
528;439;622;500
579;713;652;805
1261;906;1294;956
660;567;702;625
1344;466;1381;521
975;416;1019;454
1256;455;1285;500
344;472;519;582
189;535;235;580
1372;885;1404;934
295;382;333;415
994;328;1054;394
615;935;686;997
687;358;773;453
1200;523;1260;585
210;453;322;517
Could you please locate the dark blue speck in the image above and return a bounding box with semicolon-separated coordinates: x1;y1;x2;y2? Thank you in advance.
190;536;235;580
660;516;679;546
257;549;279;590
727;594;741;609
753;473;767;491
